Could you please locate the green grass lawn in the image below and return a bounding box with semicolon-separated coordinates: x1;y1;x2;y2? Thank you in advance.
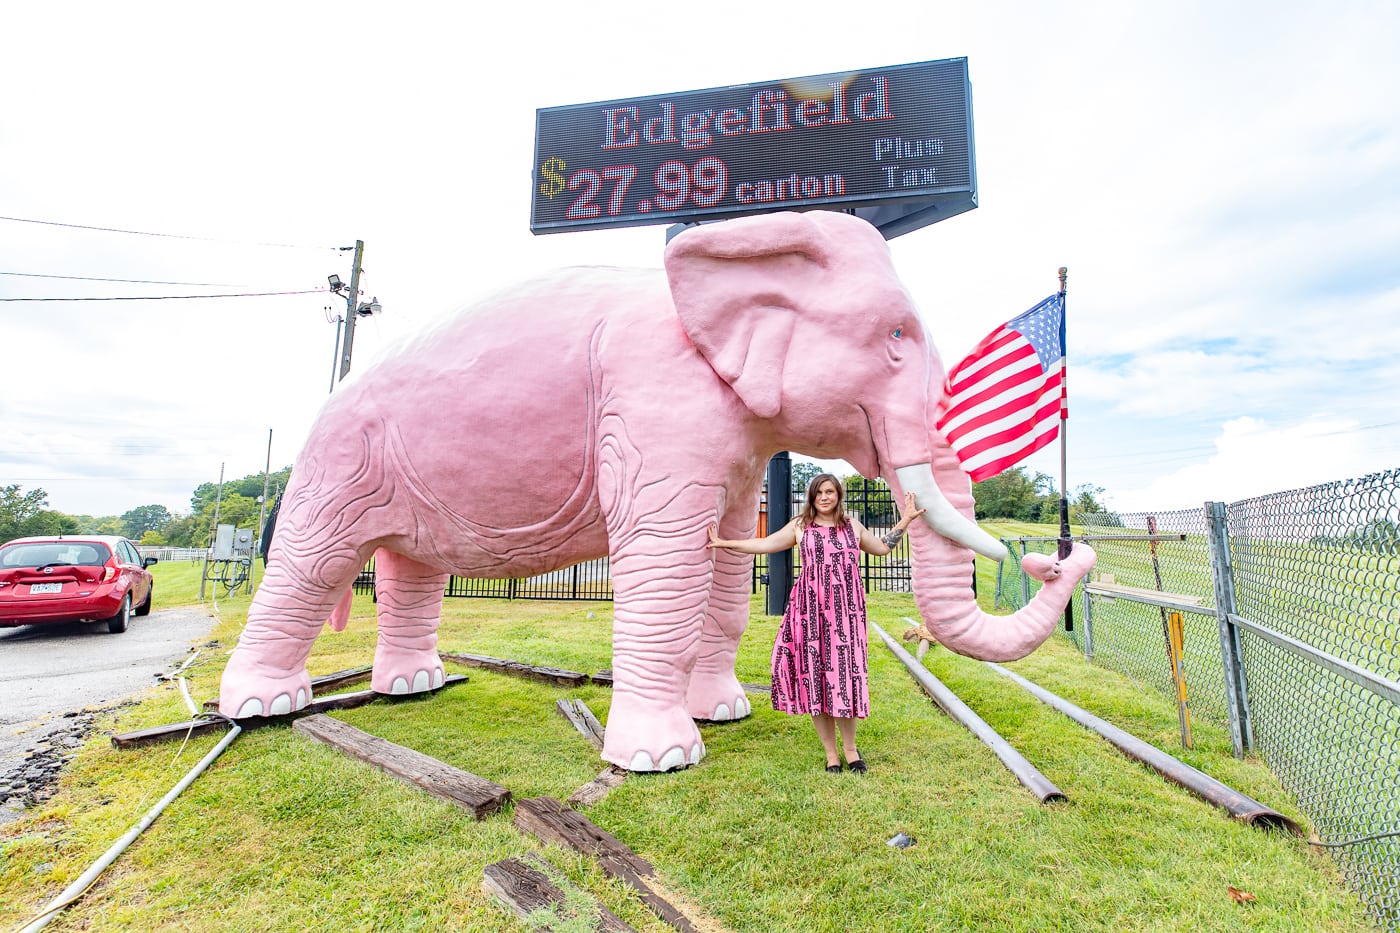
0;559;1375;932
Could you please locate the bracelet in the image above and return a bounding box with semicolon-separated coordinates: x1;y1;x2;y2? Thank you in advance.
881;526;905;548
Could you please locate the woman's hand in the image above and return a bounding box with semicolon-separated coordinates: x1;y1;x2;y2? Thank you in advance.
898;491;927;529
707;525;723;550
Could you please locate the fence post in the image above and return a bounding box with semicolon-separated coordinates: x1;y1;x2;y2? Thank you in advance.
1206;500;1254;757
1080;582;1094;660
765;453;792;616
1019;540;1031;607
994;543;1006;608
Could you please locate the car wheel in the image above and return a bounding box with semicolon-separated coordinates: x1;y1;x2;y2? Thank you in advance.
107;595;131;634
135;584;153;617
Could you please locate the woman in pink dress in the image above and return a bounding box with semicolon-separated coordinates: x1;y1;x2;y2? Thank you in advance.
708;474;924;773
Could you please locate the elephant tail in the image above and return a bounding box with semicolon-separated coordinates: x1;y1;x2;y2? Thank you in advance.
326;585;354;632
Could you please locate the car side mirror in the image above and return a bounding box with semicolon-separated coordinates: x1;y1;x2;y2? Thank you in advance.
143;557;159;568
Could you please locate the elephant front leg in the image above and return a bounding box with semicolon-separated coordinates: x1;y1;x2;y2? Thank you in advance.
370;549;448;695
218;543;364;718
685;542;754;722
601;515;714;772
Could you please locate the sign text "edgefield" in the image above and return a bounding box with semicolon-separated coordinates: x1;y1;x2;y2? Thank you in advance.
601;76;894;153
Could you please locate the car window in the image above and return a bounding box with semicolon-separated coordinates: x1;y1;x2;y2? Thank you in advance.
124;542;142;564
0;542;112;567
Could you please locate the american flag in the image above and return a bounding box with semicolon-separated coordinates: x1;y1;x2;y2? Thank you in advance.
935;293;1065;483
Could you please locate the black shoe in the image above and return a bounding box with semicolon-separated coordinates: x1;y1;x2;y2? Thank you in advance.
825;763;843;773
847;759;868;774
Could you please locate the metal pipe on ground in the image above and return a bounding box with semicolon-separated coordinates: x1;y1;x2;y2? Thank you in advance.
18;723;243;932
872;620;1065;804
986;662;1301;834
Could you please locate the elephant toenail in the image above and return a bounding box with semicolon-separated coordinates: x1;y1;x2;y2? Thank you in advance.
656;747;687;771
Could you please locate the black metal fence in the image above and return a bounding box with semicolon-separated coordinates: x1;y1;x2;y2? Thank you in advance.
351;479;912;602
354;556;614;601
996;467;1400;931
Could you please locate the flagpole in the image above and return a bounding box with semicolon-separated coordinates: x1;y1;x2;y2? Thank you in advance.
1057;266;1073;632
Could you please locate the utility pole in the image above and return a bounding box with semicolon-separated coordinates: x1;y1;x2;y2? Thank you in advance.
337;240;366;381
254;429;272;592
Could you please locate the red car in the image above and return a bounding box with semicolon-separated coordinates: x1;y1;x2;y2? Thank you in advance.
0;536;157;633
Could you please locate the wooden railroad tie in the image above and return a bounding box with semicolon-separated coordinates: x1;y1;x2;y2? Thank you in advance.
293;713;510;820
515;796;700;932
568;765;629;809
113;675;467;749
483;854;635;932
592;669;771;695
556;698;606;749
438;651;590;687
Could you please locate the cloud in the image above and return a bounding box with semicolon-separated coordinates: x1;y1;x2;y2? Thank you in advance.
1106;415;1400;512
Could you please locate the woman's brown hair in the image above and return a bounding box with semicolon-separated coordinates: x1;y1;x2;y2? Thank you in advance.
799;473;848;528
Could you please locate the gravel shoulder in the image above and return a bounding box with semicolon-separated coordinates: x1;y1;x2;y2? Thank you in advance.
0;605;219;823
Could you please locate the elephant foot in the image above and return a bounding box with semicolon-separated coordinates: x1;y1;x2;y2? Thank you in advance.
371;645;445;696
601;691;705;773
218;650;313;719
685;671;752;722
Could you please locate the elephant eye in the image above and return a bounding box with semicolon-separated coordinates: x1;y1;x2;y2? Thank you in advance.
891;327;903;339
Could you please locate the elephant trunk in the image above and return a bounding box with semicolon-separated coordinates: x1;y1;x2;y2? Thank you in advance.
892;448;1096;662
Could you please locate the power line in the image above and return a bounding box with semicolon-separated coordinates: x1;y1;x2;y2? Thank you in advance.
0;214;344;251
0;270;244;287
0;289;325;302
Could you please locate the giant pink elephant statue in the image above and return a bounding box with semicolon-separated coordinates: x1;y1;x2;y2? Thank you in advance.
219;210;1094;771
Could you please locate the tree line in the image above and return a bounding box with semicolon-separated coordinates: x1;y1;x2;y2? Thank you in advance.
1;468;291;548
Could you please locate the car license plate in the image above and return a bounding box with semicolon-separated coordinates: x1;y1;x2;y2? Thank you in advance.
29;582;63;594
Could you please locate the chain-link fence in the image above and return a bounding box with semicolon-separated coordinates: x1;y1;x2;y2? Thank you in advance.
997;468;1400;930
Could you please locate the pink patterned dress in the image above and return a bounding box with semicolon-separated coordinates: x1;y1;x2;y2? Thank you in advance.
770;520;870;719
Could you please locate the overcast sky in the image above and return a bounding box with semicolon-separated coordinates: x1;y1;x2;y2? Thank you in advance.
3;1;1397;520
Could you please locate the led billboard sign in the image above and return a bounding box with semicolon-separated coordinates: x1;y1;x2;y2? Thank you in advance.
531;58;976;235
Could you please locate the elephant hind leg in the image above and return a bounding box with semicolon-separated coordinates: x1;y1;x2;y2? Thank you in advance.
371;549;448;695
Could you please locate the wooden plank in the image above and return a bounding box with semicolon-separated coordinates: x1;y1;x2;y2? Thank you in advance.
556;698;606;749
118;675;467;749
515;797;699;932
515;796;650;872
567;765;628;808
1086;581;1205;611
293;713;509;819
439;651;589;686
592;668;768;696
482;855;635;932
111;717;230;748
306;664;377;693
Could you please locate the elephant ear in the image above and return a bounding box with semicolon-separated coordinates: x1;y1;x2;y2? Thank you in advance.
664;213;835;419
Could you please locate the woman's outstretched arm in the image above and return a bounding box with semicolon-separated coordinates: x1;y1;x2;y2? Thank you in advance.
708;517;801;554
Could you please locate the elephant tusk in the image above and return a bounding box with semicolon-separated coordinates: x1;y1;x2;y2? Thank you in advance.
894;464;1009;562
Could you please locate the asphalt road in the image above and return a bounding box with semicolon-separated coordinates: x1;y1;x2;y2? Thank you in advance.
0;605;219;783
